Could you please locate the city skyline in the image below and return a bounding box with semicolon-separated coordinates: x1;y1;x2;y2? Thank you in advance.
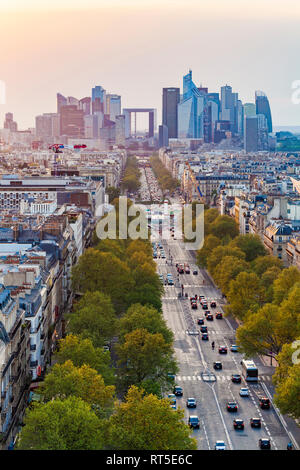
0;0;300;129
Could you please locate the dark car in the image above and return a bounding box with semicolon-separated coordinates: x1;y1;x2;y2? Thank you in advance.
250;418;262;428
191;302;198;309
186;398;197;408
259;397;270;409
188;415;200;429
173;386;183;396
259;438;271;450
197;318;204;325
193;270;198;275
210;301;216;308
213;361;222;370
202;333;209;341
231;374;242;384
233;419;244;430
227;402;238;412
216;312;223;319
200;326;208;333
206;313;214;321
219;346;228;354
202;304;208;310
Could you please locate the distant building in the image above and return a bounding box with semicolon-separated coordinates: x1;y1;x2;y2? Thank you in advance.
255;91;273;133
159;124;169;148
92;86;106;114
106;94;121;122
244;116;258;152
115;115;126;146
178;70;205;139
60;105;84;138
162;87;180;138
3;113;18;132
243;103;256;117
35;113;60;140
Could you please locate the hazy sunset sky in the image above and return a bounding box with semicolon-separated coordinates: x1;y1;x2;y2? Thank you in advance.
0;0;300;129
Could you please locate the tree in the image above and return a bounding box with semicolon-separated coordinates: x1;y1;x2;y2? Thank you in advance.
125;239;153;261
56;334;115;385
68;291;116;347
126;283;162;311
274;363;300;419
72;249;135;313
252;255;283;277
117;328;177;391
273;342;296;386
230;234;267;262
106;186;120;203
236;304;283;358
226;271;265;320
105;386;197;450
196;234;221;268
17;396;104;450
273;266;300;305
261;266;282;302
209;215;239;241
119;304;173;344
277;283;300;344
39;361;115;418
207;245;245;277
212;256;249;293
95;239;126;261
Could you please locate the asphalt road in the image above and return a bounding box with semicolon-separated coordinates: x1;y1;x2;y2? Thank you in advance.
155;238;299;451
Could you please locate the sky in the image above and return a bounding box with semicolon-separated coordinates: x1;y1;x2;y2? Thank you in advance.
0;0;300;130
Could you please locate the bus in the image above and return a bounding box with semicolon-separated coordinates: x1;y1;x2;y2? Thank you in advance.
241;359;258;382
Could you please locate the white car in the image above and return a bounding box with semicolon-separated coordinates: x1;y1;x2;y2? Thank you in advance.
239;387;250;397
215;440;226;450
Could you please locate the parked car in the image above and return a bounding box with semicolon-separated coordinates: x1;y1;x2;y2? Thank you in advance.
188;415;200;429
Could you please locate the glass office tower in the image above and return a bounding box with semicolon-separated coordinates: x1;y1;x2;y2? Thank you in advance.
255;91;273;133
162;87;180;138
178;70;205;139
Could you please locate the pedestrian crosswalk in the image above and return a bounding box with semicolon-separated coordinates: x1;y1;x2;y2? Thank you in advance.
175;375;272;382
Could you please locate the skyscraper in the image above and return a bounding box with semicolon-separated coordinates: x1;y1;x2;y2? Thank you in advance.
57;93;67;113
220;85;240;133
106;94;121;122
92;86;106;114
255;91;272;133
79;97;91;115
4;112;18;132
60;105;84;137
159;124;169;147
162;87;180;138
177;70;205;139
115;115;126;146
243;103;256;117
244;116;258;152
36;113;59;140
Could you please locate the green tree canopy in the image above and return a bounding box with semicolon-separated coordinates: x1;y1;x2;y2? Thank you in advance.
72;249;135;313
105;386;197;450
56;334;115;385
119;304;173;344
273;266;300;305
126;283;162;311
117;328;177;391
106;186;121;203
17;396;104;450
274;360;300;420
207;245;245;277
196;234;221;268
261;266;282;302
226;271;265;320
209;215;239;241
236;303;283;358
213;255;250;294
39;361;115;417
252;255;283;277
68;291;116;347
229;234;267;262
